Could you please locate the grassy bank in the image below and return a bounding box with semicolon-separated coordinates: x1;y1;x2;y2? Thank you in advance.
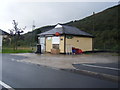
2;47;36;53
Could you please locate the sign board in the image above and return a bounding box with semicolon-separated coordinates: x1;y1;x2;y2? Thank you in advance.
66;35;73;39
52;36;60;44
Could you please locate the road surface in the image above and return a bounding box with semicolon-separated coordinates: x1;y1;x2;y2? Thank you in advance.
1;54;118;88
73;63;120;76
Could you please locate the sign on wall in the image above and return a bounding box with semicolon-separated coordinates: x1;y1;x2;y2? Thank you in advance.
66;35;73;39
52;36;60;44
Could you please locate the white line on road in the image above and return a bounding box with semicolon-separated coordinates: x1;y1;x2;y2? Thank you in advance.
0;80;15;90
11;58;15;61
82;64;120;71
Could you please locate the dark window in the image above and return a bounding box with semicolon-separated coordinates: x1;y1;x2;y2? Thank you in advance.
61;38;63;40
53;44;59;49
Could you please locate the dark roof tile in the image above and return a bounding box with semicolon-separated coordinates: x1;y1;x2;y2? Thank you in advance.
38;24;93;37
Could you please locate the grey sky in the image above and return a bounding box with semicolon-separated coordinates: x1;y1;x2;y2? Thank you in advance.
0;1;118;33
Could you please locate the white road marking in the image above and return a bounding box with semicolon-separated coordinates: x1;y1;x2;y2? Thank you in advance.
11;58;15;61
82;64;120;71
0;80;15;90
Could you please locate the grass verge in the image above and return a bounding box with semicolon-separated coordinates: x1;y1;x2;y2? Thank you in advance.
2;47;35;53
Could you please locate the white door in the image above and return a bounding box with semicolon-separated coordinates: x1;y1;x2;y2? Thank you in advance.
40;37;45;53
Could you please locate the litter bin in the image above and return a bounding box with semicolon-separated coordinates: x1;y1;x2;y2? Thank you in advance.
35;44;41;54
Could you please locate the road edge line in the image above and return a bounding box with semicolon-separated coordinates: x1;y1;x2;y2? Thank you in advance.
0;81;15;90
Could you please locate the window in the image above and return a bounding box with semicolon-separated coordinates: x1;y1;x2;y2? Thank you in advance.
53;44;59;49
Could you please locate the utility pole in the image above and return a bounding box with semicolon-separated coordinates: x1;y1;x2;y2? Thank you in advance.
93;12;95;33
32;20;35;51
92;12;95;51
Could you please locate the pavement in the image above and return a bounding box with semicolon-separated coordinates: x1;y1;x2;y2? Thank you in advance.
1;54;119;88
11;52;119;82
12;53;119;69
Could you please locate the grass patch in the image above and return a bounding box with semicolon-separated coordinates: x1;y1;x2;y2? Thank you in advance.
2;47;36;53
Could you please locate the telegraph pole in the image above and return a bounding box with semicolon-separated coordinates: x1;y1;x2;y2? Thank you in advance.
92;12;95;51
93;12;95;33
32;20;35;51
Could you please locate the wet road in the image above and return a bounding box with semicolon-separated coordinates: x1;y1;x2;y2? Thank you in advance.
0;85;2;90
1;54;118;88
73;63;120;76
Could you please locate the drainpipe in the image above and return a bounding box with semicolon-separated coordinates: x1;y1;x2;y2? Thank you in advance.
62;26;66;54
64;34;66;54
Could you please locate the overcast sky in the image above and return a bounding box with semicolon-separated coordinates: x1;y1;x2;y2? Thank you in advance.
0;0;118;33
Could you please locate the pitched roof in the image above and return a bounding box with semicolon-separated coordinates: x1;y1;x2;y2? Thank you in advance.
0;29;9;35
38;24;93;37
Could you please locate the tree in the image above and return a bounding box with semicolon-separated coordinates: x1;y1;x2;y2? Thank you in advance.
9;20;25;50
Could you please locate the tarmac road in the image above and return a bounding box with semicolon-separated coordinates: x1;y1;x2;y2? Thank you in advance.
1;54;119;88
73;63;120;76
0;85;2;90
